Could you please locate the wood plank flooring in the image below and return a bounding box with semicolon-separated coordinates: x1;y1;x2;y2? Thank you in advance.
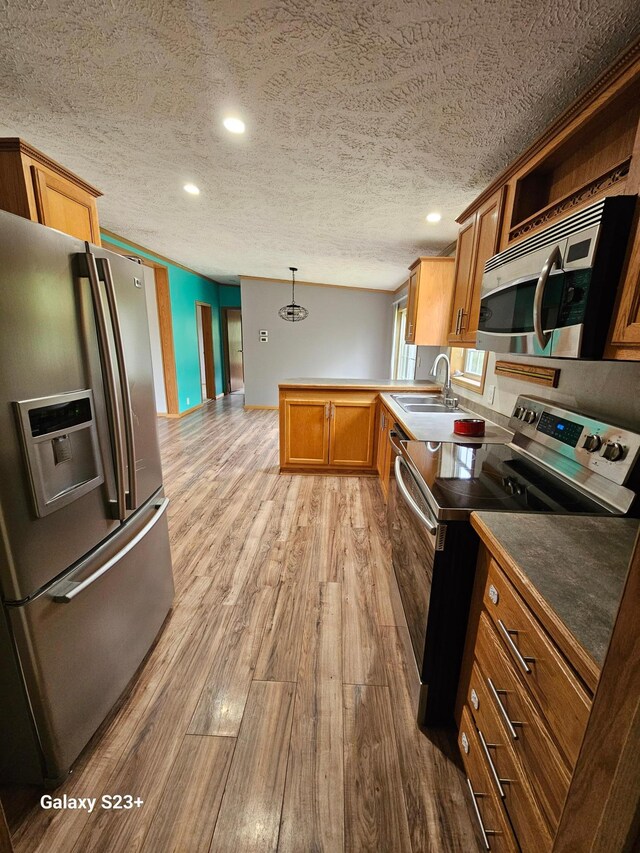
4;395;481;852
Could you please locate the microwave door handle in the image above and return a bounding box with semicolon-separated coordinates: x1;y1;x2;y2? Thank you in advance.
394;455;438;534
83;251;127;520
98;257;138;511
533;245;562;351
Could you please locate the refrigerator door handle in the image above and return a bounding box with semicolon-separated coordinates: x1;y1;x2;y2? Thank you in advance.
83;250;127;520
50;498;169;603
98;257;138;511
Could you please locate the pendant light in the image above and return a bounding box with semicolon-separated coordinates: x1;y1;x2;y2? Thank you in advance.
278;267;308;322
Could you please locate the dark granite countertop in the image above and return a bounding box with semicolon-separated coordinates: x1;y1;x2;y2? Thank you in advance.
472;512;639;670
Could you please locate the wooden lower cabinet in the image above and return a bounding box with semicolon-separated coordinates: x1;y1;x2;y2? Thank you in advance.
282;399;330;465
459;706;519;852
279;389;377;472
456;543;593;852
328;399;376;467
376;402;393;499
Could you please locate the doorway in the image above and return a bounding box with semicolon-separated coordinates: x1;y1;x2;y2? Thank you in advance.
196;302;216;402
142;265;168;413
222;307;244;394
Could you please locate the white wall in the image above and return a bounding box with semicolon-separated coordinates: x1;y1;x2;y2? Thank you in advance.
142;265;167;414
241;278;394;407
456;351;640;429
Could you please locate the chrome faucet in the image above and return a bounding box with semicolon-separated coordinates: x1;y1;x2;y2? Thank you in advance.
430;353;458;409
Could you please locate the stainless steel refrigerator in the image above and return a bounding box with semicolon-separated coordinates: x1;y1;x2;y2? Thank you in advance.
0;210;174;786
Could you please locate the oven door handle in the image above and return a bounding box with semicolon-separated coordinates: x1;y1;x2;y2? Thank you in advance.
533;245;562;351
394;455;438;534
389;430;405;456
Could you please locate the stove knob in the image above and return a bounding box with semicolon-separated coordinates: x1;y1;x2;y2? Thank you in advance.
582;433;602;453
601;441;626;462
514;406;525;419
523;409;537;424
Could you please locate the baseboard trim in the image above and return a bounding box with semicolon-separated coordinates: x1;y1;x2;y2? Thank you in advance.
279;466;378;476
215;393;225;399
244;405;279;410
159;403;204;419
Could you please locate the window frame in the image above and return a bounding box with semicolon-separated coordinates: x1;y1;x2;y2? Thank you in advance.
450;347;488;394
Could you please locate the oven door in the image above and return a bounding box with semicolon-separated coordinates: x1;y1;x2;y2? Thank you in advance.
388;439;441;673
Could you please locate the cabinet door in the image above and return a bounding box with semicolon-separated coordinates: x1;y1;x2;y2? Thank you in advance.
405;268;419;342
32;166;100;243
283;400;329;466
377;407;393;499
608;223;640;354
462;187;505;343
376;406;388;478
448;215;476;343
329;400;376;467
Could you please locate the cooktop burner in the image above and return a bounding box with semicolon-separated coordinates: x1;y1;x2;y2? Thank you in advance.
403;440;607;518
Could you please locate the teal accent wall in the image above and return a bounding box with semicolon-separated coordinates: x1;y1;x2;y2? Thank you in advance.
101;233;241;412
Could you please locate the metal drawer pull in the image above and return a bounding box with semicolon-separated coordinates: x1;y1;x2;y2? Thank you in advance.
466;778;495;850
497;618;534;674
487;677;518;740
478;729;506;798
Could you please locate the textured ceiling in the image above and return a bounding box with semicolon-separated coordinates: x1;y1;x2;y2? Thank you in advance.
1;1;640;289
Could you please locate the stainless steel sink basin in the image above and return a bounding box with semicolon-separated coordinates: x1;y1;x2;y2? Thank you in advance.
391;394;443;406
402;403;451;413
391;393;457;414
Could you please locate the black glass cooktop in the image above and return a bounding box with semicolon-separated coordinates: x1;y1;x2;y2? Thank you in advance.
403;440;608;519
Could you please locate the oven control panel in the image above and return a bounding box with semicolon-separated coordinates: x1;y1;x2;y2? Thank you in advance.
509;395;640;486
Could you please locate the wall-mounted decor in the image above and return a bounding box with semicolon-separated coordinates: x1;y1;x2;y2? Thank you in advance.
494;360;561;388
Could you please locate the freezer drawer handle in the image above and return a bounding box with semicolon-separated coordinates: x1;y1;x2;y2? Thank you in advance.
98;257;138;511
50;499;169;603
394;454;438;534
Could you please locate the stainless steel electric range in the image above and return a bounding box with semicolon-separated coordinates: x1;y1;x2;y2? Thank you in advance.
388;394;640;727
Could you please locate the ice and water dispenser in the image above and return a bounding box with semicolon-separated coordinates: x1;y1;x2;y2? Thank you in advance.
14;390;104;517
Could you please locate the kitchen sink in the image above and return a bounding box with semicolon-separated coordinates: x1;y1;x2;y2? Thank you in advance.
391;393;457;413
391;394;443;406
402;403;451;413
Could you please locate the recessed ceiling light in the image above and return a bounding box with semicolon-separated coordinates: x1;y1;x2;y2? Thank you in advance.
184;183;200;195
426;212;442;223
223;117;245;134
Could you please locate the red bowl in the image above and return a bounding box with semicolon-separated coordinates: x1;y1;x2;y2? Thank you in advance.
453;418;485;437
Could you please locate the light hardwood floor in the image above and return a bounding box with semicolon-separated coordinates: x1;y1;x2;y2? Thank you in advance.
5;395;481;852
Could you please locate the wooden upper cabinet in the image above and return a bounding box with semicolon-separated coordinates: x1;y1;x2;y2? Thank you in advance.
405;257;455;345
448;214;476;343
405;268;419;343
0;138;102;243
448;187;505;346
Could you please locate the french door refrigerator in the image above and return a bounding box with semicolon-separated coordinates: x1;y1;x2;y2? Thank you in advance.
0;210;174;786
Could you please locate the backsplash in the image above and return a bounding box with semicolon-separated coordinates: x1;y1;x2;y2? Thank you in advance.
455;351;640;430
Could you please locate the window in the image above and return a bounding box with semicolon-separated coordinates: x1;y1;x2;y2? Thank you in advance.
391;305;417;380
450;347;488;393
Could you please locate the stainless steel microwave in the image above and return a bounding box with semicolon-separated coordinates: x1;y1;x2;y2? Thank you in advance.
476;196;636;358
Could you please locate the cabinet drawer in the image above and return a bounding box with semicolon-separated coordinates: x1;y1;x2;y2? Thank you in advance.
467;660;552;851
483;559;590;766
476;613;571;829
459;705;518;852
